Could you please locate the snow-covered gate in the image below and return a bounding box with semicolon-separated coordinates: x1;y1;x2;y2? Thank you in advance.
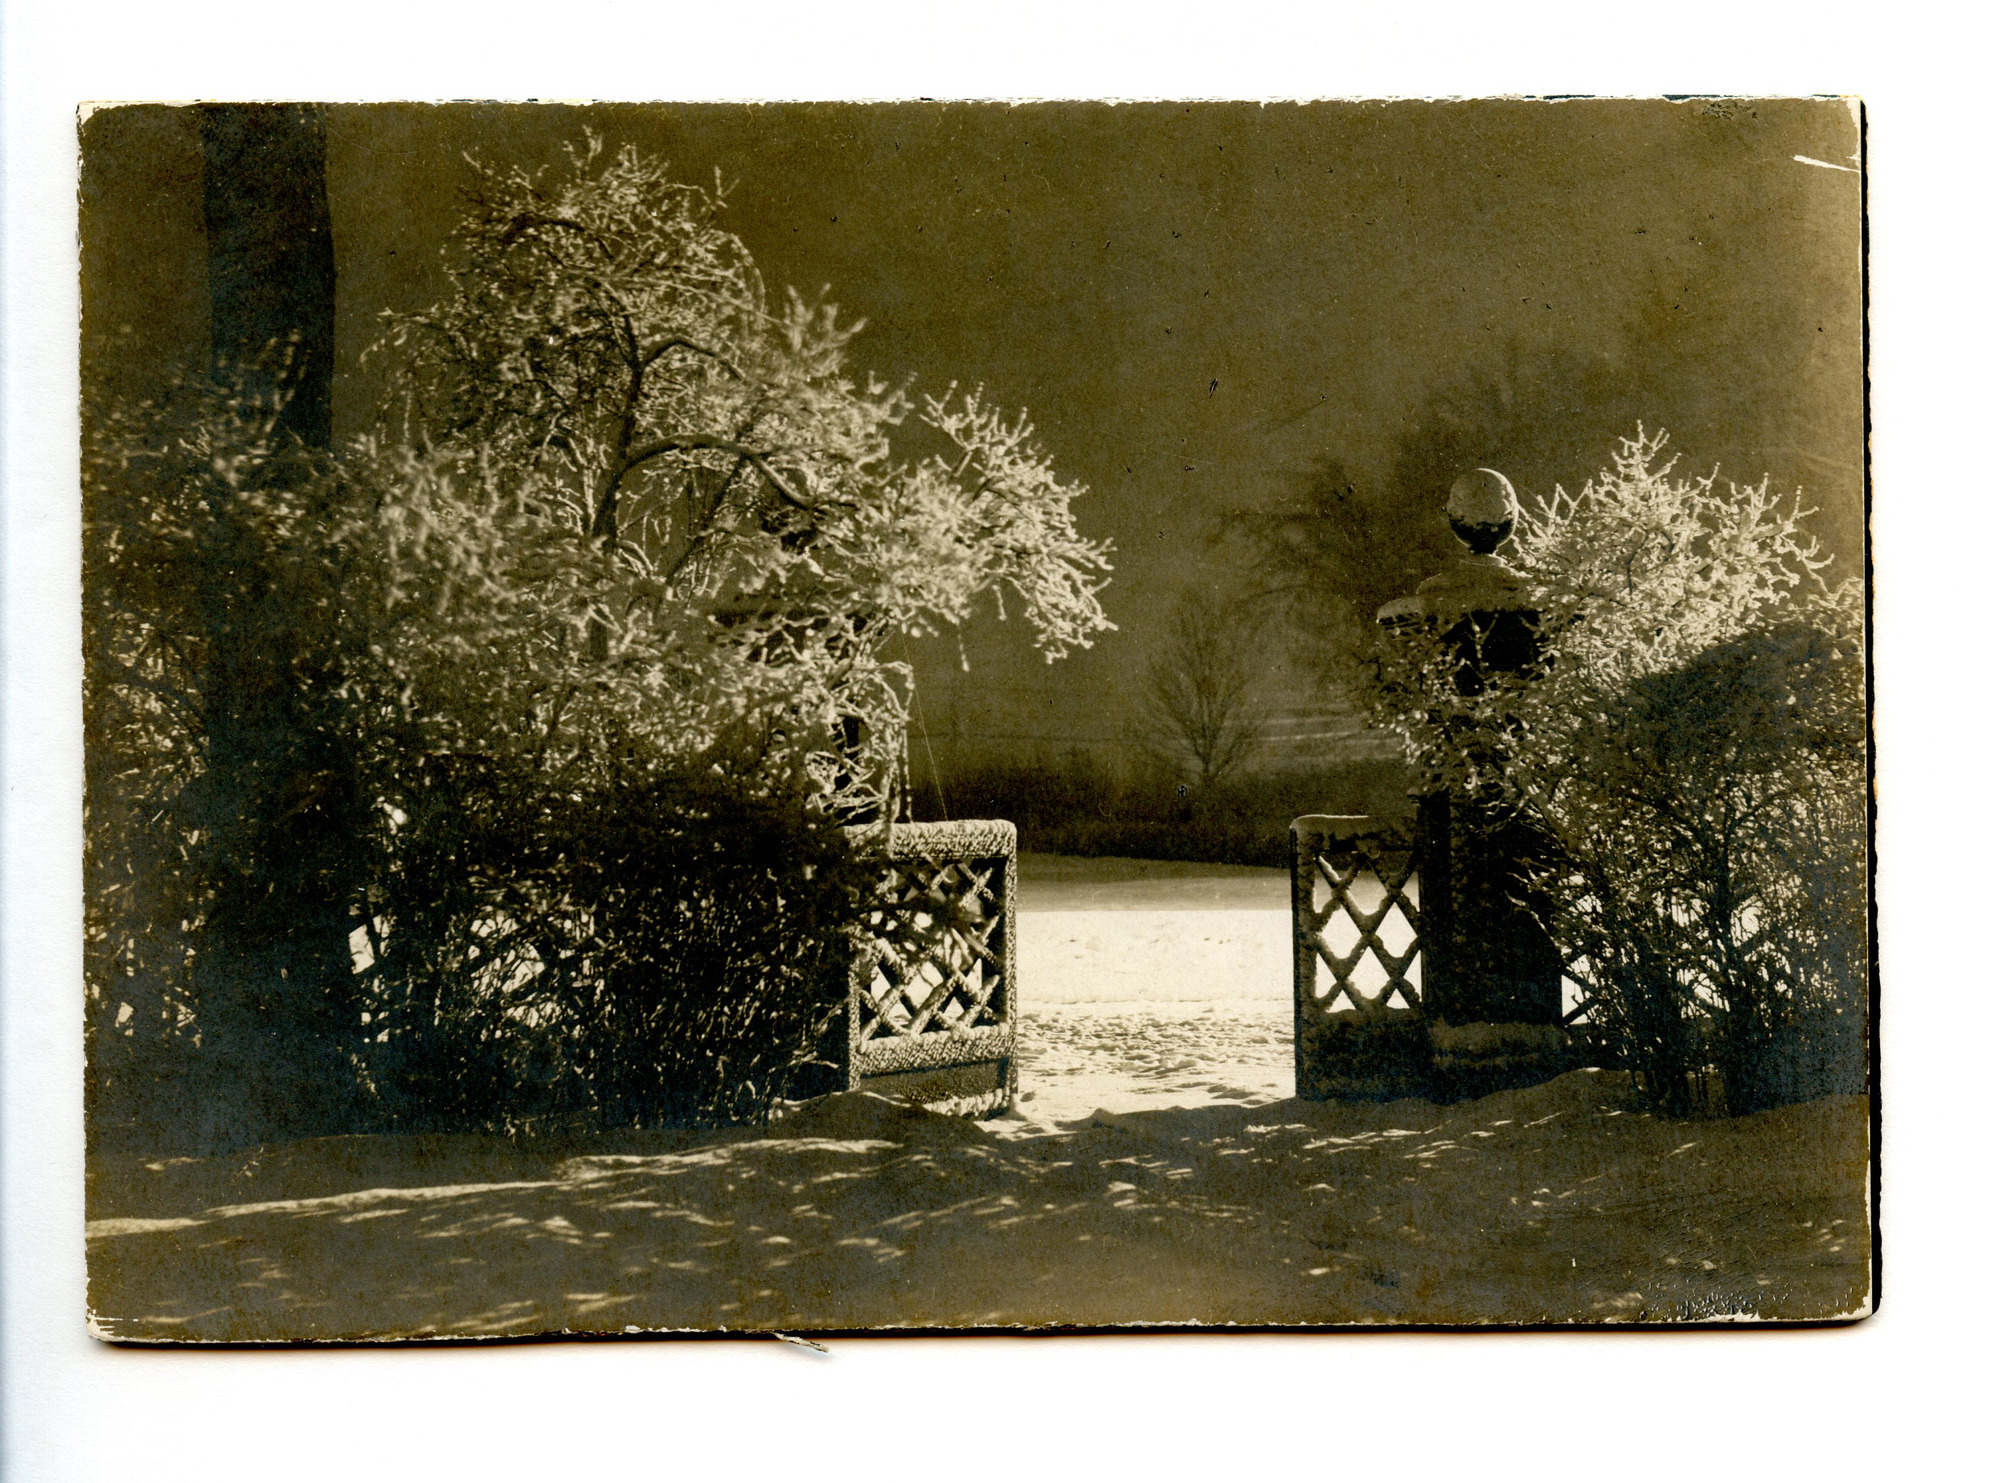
1291;814;1427;1098
840;819;1018;1115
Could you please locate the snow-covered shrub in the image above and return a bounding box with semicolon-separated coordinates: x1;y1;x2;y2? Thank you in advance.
1370;430;1866;1115
84;375;388;1150
362;768;876;1132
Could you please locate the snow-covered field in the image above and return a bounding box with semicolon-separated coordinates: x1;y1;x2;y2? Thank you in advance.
83;856;1874;1338
1010;852;1295;1126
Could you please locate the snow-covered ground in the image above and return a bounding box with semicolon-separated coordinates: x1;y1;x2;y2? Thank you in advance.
1010;853;1295;1127
86;1075;1872;1337
83;857;1874;1338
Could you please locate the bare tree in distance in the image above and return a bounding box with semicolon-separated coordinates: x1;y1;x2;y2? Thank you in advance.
1134;586;1265;791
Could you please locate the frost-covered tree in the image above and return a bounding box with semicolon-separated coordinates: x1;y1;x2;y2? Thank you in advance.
374;134;1113;815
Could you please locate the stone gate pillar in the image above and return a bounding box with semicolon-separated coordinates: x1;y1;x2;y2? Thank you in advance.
1377;469;1563;1028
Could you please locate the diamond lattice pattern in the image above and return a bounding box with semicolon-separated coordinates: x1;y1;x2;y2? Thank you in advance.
1300;840;1422;1015
857;855;1007;1042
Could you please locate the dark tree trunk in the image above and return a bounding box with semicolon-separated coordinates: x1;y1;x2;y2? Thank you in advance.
188;105;366;1144
200;103;336;447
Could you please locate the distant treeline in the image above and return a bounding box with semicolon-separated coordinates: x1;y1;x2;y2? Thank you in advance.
907;751;1416;867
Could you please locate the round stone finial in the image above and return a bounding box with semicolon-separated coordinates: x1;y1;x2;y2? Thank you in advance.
1446;468;1518;555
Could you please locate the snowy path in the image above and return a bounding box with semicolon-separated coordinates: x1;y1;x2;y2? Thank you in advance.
1009;855;1295;1126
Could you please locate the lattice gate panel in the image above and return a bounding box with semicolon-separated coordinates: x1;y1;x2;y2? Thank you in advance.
847;819;1017;1113
1291;814;1423;1021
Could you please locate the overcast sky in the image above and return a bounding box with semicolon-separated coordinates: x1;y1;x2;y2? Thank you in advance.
87;99;1866;756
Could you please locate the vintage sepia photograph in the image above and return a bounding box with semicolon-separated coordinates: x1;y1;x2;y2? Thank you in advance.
79;98;1870;1341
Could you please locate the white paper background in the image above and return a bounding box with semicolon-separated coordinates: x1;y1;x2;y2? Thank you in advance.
6;4;1989;1477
